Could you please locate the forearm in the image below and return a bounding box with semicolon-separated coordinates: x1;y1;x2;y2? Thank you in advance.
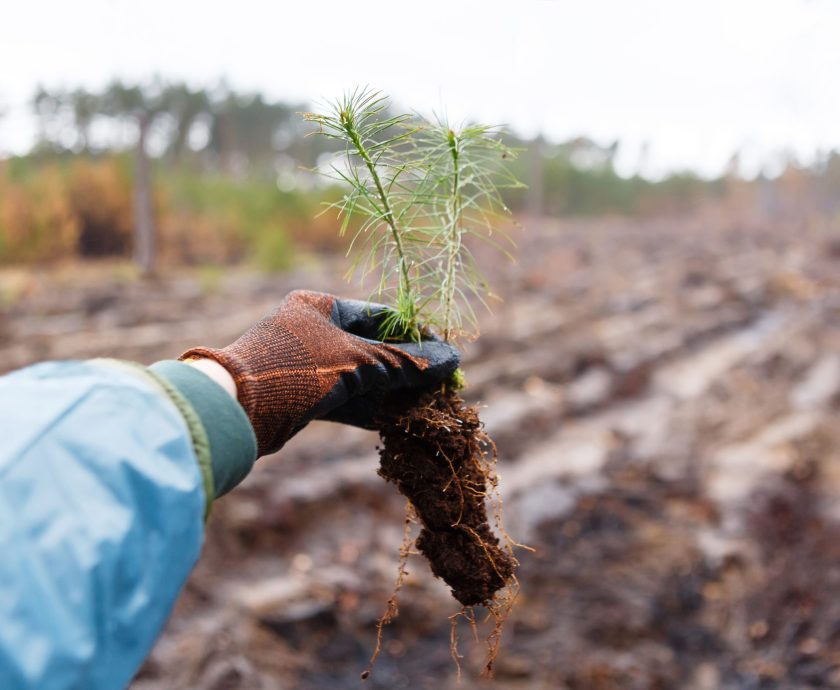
0;359;255;689
183;356;238;399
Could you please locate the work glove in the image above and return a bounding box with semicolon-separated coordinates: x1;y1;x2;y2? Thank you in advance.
180;290;459;457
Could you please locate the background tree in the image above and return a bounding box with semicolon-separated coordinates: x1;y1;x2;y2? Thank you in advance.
99;81;163;275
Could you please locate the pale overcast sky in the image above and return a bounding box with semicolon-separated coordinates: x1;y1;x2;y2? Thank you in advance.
1;0;838;178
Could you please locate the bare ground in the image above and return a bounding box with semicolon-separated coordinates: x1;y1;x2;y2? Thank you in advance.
5;212;840;689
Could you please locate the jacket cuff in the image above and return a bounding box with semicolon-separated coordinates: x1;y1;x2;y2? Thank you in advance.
148;360;258;498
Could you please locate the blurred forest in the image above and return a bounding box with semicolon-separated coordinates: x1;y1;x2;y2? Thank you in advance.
4;80;839;271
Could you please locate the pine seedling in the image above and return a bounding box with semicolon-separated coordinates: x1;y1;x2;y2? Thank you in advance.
303;88;521;343
303;88;426;341
410;118;522;340
303;88;523;679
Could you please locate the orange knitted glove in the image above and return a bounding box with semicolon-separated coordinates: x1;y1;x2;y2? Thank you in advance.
180;290;459;456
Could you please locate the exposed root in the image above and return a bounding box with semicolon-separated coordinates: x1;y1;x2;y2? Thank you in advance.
449;608;465;681
446;581;520;680
466;606;480;644
481;576;520;677
361;501;415;681
438;443;466;525
458;523;511;586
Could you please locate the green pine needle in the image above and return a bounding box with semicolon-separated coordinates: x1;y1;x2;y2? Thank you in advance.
302;88;521;343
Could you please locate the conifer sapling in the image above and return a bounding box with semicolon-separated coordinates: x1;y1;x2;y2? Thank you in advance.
303;88;525;677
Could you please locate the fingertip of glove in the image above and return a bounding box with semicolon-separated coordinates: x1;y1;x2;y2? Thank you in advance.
397;339;461;375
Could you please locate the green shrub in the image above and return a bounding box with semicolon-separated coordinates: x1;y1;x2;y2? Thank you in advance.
252;224;294;272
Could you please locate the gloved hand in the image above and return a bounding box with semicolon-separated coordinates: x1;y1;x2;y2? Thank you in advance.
180;290;459;456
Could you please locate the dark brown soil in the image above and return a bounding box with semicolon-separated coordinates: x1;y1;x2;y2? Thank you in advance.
375;387;517;607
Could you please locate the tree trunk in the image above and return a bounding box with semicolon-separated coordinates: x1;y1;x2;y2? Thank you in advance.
133;112;156;276
527;136;544;224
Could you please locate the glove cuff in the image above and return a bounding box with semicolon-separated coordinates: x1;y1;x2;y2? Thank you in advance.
180;325;319;456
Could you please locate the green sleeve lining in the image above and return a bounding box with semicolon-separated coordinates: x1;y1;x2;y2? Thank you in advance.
148;360;258;500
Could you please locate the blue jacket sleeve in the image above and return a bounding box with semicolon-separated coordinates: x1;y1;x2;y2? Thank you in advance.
0;361;207;690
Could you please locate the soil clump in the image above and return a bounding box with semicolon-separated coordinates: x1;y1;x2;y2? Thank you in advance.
376;388;516;607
